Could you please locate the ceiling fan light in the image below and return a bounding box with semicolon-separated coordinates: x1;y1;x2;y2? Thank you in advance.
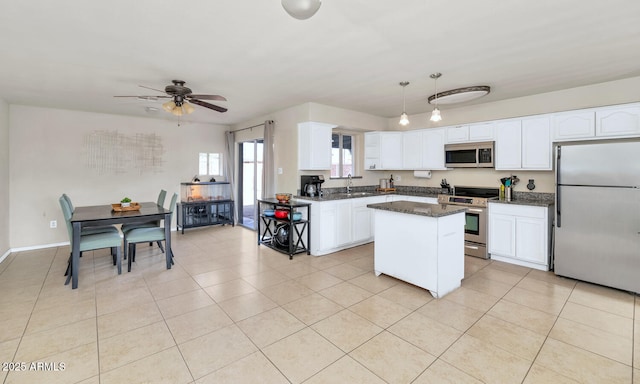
183;101;195;114
399;112;410;126
281;0;321;20
172;106;184;116
162;100;176;112
430;108;442;122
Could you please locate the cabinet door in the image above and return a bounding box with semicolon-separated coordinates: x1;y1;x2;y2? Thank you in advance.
402;130;424;169
318;202;338;251
469;122;494;141
364;132;381;170
422;128;446;170
379;132;403;169
352;198;373;243
494;120;522;170
521;116;551;170
552;110;595;141
515;217;548;264
445;125;469;143
335;200;352;247
596;104;640;137
488;214;516;257
298;122;334;170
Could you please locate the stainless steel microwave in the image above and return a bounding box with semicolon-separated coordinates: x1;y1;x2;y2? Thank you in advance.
444;141;494;168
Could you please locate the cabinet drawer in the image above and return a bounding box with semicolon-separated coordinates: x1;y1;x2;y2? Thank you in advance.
489;203;546;218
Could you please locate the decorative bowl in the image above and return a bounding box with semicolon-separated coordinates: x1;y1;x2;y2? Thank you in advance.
275;193;292;203
289;212;302;221
264;209;275;217
274;209;289;219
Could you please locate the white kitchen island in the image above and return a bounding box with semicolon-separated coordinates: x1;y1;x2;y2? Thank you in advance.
367;200;467;298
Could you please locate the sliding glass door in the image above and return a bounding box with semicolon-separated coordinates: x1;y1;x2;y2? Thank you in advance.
237;140;263;229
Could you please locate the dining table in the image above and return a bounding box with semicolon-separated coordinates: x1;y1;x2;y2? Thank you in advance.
69;201;173;289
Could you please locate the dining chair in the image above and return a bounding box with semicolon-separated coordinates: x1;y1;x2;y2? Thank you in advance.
121;189;167;253
59;196;123;284
123;193;177;272
62;194;119;235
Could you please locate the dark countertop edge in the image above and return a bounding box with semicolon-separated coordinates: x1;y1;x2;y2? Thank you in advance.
294;191;440;202
489;198;555;207
366;201;467;218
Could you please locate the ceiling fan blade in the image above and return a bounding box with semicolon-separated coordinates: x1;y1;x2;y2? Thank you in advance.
138;84;166;93
188;94;227;101
113;95;170;100
189;98;228;113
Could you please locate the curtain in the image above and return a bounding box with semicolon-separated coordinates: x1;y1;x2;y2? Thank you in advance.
224;130;237;223
262;120;275;199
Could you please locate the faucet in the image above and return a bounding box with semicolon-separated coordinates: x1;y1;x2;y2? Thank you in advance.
346;173;353;194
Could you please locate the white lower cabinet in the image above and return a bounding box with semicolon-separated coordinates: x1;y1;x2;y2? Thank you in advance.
488;202;552;270
304;194;396;256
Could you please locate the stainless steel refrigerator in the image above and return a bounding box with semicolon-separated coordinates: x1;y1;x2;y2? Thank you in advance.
554;140;640;293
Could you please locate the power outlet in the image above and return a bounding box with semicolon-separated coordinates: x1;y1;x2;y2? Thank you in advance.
50;220;57;229
395;175;401;181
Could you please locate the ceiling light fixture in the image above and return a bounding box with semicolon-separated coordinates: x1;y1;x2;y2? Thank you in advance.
281;0;322;20
430;73;442;122
398;81;410;126
427;85;491;105
162;97;195;117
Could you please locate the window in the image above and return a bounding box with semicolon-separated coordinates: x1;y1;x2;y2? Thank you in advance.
199;153;223;176
331;133;355;178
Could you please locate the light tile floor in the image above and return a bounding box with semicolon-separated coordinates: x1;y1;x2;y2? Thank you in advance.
0;225;638;383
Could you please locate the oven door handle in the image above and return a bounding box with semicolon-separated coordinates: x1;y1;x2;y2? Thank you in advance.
467;208;484;213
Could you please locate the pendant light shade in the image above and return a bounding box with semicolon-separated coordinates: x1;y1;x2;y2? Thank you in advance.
430;108;442;122
282;0;322;20
162;99;195;116
429;73;442;122
398;81;410;126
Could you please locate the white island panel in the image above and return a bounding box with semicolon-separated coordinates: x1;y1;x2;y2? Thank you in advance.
372;206;465;298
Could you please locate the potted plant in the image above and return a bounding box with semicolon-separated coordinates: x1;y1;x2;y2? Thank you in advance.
120;197;132;207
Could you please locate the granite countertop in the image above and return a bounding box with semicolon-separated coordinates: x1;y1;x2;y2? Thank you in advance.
489;192;555;207
294;190;441;202
367;201;467;218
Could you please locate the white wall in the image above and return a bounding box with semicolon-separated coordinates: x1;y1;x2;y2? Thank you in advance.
0;99;9;258
232;102;389;196
384;76;640;193
9;105;228;249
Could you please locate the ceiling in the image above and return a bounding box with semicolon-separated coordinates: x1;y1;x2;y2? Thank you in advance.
1;1;639;126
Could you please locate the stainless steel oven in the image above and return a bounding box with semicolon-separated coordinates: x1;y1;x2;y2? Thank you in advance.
437;186;499;259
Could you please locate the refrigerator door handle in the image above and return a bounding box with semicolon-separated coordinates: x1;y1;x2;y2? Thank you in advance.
556;146;561;228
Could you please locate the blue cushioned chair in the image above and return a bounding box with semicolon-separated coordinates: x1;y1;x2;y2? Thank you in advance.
59;196;123;284
121;189;167;253
123;193;177;272
62;194;119;236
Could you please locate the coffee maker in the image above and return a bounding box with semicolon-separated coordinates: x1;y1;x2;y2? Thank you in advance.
300;175;325;197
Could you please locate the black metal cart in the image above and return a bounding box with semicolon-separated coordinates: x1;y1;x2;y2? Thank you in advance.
257;198;311;259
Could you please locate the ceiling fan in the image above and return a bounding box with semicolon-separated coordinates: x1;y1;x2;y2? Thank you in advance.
115;80;227;116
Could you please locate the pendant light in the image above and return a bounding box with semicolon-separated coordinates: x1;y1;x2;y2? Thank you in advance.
398;81;410;126
430;73;442;122
282;0;322;20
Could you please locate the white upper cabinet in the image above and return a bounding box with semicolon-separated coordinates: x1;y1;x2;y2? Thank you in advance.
402;130;425;169
422;128;447;170
494;120;522;170
365;131;403;170
552;103;640;141
495;117;551;171
469;122;495;141
445;125;469;143
521;116;552;170
552;110;595;141
298;122;335;170
596;104;640;137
